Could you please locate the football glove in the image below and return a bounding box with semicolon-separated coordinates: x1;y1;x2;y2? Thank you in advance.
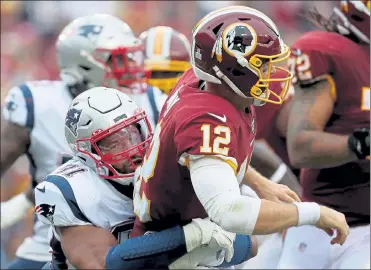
348;128;370;159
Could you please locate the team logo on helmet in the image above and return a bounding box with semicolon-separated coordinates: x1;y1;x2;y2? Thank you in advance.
222;22;257;58
211;22;257;63
65;108;83;137
78;24;103;41
35;203;56;224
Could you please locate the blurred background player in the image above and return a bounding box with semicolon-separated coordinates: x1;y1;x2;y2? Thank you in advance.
139;25;191;125
284;0;370;268
0;13;151;269
241;1;370;269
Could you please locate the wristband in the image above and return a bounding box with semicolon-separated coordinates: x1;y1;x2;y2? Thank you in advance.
293;202;320;226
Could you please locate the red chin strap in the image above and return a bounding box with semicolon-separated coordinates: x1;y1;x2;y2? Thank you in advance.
76;109;153;180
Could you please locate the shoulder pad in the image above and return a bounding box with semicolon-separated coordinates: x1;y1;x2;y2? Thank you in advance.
35;174;91;227
3;84;34;130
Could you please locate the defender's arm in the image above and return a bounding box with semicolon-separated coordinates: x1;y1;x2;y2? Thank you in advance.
0;117;30;177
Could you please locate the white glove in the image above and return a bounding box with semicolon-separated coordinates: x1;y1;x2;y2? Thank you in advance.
1;193;33;229
170;218;235;269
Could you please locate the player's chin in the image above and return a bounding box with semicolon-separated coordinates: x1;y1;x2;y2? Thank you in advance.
115;158;143;174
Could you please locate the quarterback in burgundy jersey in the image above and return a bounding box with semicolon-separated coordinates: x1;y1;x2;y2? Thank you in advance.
283;1;370;268
132;6;350;253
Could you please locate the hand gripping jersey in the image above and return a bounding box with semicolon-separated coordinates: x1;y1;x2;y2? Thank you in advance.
289;31;370;226
254;70;299;176
2;80;73;261
35;158;135;267
132;68;256;236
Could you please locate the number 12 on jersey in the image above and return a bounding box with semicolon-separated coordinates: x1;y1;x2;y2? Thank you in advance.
200;124;231;156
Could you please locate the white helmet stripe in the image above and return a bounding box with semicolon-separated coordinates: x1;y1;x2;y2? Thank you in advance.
161;27;172;59
193;6;280;38
145;28;157;59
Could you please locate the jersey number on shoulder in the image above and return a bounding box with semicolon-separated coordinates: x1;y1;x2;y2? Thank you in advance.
288;53;312;84
133;123;162;223
361;87;370;111
200;124;231;156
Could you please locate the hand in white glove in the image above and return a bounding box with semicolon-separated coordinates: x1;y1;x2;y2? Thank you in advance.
170;218;235;269
1;193;33;229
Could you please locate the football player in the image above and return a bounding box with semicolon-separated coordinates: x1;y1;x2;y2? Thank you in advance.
35;87;254;269
139;25;192;125
282;0;370;268
131;6;350;258
140;25;301;202
0;14;156;269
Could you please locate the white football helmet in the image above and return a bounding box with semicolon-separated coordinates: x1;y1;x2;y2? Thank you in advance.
57;14;150;97
65;86;153;185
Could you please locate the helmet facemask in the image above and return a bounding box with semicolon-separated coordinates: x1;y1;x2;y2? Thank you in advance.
76;109;153;185
92;46;151;95
146;59;191;94
247;44;293;105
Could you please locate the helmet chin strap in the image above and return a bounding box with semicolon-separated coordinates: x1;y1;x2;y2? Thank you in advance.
213;66;248;98
213;65;266;107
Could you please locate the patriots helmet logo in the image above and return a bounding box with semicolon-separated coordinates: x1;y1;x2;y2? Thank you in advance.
78;24;103;40
65;108;82;137
35;204;56;224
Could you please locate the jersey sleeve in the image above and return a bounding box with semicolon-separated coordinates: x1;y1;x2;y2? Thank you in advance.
2;84;34;130
290;41;332;87
35;175;91;227
174;112;239;170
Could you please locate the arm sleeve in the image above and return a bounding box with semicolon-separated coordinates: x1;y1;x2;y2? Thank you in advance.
35;175;91;228
2;84;34;130
189;155;262;235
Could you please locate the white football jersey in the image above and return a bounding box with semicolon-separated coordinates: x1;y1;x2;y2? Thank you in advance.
2;80;73;261
3;80;74;184
35;158;135;265
132;85;167;129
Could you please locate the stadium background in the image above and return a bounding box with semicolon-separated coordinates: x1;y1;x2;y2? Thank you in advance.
0;1;336;267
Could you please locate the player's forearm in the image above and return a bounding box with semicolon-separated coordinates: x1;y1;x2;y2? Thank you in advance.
252;200;298;234
1;192;33;229
0;121;29;177
67;244;108;269
106;226;187;269
288;131;357;168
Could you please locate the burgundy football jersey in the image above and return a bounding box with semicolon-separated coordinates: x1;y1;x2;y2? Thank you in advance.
290;31;370;226
254;69;298;175
132;68;256;236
